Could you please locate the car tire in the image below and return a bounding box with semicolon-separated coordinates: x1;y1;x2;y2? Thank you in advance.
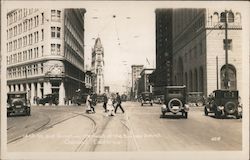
151;103;153;106
168;98;182;113
224;101;237;114
204;107;208;116
141;103;143;106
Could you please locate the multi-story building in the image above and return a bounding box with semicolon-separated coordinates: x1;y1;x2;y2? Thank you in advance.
6;8;86;105
91;37;105;94
137;68;155;96
131;65;143;99
150;9;173;96
171;8;242;96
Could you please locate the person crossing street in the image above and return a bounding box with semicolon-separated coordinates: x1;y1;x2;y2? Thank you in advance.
114;92;124;114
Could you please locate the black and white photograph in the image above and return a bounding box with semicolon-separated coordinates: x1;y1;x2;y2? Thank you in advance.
0;1;249;160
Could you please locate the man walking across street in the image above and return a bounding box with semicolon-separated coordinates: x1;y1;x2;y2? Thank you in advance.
103;93;108;112
114;92;124;114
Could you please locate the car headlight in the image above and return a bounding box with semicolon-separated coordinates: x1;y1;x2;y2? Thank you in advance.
218;106;224;110
238;107;242;113
161;104;167;109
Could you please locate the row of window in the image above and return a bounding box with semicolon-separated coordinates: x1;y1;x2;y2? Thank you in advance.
7;46;44;65
7;9;39;26
7;63;43;79
7;30;44;52
51;44;61;55
7;15;42;39
51;10;61;22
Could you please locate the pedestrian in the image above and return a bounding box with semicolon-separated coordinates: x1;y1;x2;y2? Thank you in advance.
90;93;95;113
85;93;92;114
103;93;108;112
107;96;115;116
114;92;125;114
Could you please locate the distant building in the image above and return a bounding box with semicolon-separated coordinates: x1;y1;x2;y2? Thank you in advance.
6;8;86;105
171;9;242;96
91;37;105;94
104;86;110;93
137;68;155;96
150;9;173;96
131;65;143;99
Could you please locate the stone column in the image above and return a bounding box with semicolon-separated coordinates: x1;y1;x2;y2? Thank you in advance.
20;84;24;91
15;84;19;91
10;85;14;92
59;81;65;105
43;81;51;95
37;83;41;99
31;83;35;104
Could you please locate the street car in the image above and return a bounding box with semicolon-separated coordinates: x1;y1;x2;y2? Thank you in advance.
141;92;153;106
161;86;189;118
187;92;205;107
7;91;31;116
204;89;242;119
37;92;59;105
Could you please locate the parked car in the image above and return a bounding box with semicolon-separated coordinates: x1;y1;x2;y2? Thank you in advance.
187;92;205;107
204;89;242;119
161;86;189;118
141;92;153;106
37;93;59;105
7;91;31;116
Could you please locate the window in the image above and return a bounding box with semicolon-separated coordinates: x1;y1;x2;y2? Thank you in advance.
51;44;56;54
51;10;56;21
57;44;61;55
228;12;234;23
23;36;27;46
41;46;44;56
220;12;226;23
57;27;61;38
23;51;27;61
41;13;44;24
51;27;56;38
57;10;61;21
41;29;44;40
223;39;232;50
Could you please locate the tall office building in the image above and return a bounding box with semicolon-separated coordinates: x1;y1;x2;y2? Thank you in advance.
91;37;105;94
171;8;242;96
131;65;143;99
6;8;86;105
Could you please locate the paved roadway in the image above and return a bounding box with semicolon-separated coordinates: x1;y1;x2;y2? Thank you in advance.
7;101;242;152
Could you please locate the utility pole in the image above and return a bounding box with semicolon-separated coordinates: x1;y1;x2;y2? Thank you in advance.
224;10;230;90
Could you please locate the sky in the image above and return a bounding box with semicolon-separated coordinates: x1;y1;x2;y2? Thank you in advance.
84;2;157;93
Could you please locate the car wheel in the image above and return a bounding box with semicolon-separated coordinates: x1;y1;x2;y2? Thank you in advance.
141;103;143;106
151;103;153;106
204;107;208;116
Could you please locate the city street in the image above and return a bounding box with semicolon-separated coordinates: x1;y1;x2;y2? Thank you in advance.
7;101;242;152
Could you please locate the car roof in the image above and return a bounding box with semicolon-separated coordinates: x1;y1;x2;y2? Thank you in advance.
8;91;27;94
213;89;238;92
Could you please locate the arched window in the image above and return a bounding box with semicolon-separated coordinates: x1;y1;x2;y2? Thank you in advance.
199;67;204;92
220;12;226;22
235;12;241;24
194;69;198;91
220;64;237;90
228;11;234;23
213;12;219;25
189;70;193;91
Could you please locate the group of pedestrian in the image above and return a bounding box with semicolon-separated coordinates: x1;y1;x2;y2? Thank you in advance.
86;92;125;116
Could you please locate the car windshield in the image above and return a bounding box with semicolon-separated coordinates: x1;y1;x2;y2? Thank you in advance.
8;94;26;99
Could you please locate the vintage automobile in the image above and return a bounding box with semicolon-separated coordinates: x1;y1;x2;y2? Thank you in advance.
204;89;242;119
161;86;189;118
187;92;205;107
141;92;153;106
7;91;31;116
37;92;59;105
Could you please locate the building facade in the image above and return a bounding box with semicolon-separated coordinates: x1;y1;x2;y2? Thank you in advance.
6;8;86;105
137;68;155;96
131;65;143;99
171;8;242;96
150;9;173;96
91;37;105;94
